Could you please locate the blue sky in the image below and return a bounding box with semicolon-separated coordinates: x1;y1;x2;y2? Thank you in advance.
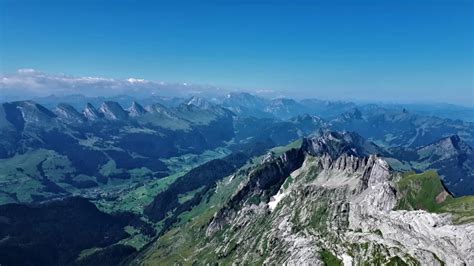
0;0;473;104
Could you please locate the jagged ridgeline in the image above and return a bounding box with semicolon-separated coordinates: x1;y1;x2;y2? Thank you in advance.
1;97;473;206
0;98;235;204
1;95;474;266
135;132;474;265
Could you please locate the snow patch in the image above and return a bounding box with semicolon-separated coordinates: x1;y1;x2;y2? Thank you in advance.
268;190;288;212
341;254;353;266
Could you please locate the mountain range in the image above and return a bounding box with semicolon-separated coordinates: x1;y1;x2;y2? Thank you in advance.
0;93;473;265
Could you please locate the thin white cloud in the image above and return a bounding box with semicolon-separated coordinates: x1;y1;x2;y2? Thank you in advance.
127;78;148;84
0;69;231;100
17;68;38;74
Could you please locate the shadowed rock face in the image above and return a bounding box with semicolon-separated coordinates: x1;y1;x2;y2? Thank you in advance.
83;102;103;121
128;101;147;117
55;103;86;124
186;96;215;110
0;197;131;266
303;131;367;159
207;132;380;236
146;102;171;114
206;147;305;236
99;101;129;120
0;101;58;129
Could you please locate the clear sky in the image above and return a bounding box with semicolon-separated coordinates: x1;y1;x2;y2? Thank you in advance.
1;0;473;104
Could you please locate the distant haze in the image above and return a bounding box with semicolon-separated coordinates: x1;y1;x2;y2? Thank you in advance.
0;68;472;107
1;1;473;105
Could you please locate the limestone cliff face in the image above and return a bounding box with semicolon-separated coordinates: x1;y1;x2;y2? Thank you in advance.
128;101;147;117
348;156;474;265
201;133;474;265
99;101;129;120
83;103;103;121
55;103;86;124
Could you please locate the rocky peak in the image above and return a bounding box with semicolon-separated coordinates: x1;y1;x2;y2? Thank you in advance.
224;92;266;108
99;101;128;120
0;102;25;131
417;134;473;160
83;103;103;121
291;114;323;124
342;107;363;120
146;103;169;113
441;135;470;152
146;103;176;119
0;101;57;130
186;96;214;110
409;135;474;196
207;147;305;236
13;101;57;124
128;101;147;117
439;135;462;152
54;103;85;124
182;96;233;118
269;98;298;106
302;131;368;159
262;151;276;163
448;134;461;145
364;155;393;188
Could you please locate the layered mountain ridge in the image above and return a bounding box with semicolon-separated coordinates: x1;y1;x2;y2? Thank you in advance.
0;98;473;208
0;99;236;205
1;94;474;265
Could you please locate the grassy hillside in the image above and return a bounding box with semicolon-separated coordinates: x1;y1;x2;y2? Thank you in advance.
396;170;474;224
93;147;230;214
0;149;74;204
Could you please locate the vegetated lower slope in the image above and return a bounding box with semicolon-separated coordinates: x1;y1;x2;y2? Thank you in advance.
396;170;474;224
0;197;154;266
136;132;474;265
0;99;234;205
